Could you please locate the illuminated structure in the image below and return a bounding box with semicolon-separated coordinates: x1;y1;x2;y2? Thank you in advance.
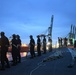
57;25;76;48
68;25;76;45
58;25;76;47
48;15;54;39
37;15;54;50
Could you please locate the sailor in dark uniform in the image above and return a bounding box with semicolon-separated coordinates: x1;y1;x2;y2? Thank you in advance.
48;37;52;52
0;32;10;70
29;35;35;58
43;36;46;54
16;35;21;63
74;40;76;48
68;40;76;68
11;34;17;66
37;35;41;56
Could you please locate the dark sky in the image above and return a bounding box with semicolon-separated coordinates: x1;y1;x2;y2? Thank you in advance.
0;0;76;45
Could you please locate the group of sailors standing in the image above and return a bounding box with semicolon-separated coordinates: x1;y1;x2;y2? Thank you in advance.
0;31;52;70
29;35;52;58
0;32;21;70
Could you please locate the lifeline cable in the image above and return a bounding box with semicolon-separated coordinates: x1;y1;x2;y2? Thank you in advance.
30;61;46;75
30;50;63;75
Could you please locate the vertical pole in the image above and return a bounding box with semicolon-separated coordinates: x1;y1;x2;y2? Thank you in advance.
73;25;74;39
70;24;73;38
50;15;54;39
48;15;54;51
75;27;76;39
71;24;72;34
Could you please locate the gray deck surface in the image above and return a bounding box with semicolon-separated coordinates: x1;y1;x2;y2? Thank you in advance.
0;48;76;75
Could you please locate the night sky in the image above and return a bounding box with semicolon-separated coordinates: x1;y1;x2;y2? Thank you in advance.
0;0;76;45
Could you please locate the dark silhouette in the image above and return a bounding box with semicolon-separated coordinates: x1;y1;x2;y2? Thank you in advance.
0;32;10;70
64;37;67;46
58;37;61;48
58;37;60;48
11;34;17;66
29;35;35;58
16;35;21;63
69;38;73;45
74;40;76;48
67;40;76;68
61;38;63;47
43;36;46;54
37;35;41;56
58;37;63;47
48;37;52;52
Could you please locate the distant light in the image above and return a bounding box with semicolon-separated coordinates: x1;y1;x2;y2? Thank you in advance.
73;39;75;44
22;44;28;47
56;42;59;48
67;42;70;45
46;46;49;50
47;42;50;45
20;52;27;57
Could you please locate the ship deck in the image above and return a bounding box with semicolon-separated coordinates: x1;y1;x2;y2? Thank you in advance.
0;47;76;75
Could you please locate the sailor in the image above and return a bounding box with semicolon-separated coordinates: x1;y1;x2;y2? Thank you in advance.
0;32;10;70
43;36;46;54
37;35;41;56
11;34;17;66
16;35;21;63
29;35;35;58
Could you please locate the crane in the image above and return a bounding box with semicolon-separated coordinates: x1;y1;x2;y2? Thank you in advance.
38;15;54;39
37;15;54;51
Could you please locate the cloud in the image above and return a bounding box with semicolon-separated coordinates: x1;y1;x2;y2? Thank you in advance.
0;0;76;44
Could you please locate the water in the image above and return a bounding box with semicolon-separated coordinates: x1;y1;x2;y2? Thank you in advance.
7;52;28;61
7;51;37;61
